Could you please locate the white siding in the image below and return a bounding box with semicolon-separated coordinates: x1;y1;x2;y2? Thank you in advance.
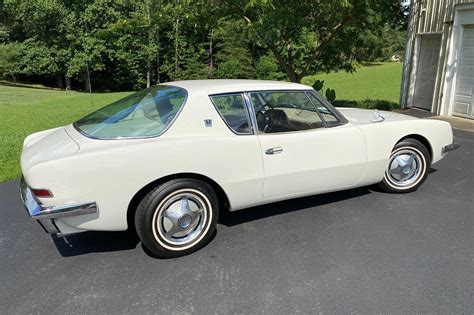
416;0;473;33
401;0;474;115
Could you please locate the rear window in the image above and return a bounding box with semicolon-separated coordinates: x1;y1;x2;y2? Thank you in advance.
74;85;186;139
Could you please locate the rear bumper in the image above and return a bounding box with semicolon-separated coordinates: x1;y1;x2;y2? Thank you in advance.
442;142;460;155
20;177;97;234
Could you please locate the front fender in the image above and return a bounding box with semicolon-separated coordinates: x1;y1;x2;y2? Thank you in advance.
359;118;453;165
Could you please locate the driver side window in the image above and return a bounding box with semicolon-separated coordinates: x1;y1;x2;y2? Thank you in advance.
249;91;324;134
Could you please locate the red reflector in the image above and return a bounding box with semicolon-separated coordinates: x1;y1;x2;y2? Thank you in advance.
31;189;53;198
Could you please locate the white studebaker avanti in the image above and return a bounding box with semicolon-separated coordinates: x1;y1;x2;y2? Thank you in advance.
21;80;459;257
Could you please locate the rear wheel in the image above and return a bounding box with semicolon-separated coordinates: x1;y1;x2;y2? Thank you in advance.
135;179;218;258
379;139;431;193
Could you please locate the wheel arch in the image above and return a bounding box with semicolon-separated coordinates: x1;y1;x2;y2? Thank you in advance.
127;173;230;231
397;134;433;160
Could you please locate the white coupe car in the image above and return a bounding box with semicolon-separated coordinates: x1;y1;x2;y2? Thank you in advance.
20;80;459;257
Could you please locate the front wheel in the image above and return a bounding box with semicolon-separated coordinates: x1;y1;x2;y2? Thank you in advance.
135;179;218;258
379;139;431;193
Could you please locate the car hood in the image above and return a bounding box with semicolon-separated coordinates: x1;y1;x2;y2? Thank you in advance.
21;127;80;173
337;108;417;125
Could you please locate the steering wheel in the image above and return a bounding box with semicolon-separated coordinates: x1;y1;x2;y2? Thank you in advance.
255;104;273;133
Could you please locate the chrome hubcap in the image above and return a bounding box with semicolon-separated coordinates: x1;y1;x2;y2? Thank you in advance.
386;148;424;188
178;214;192;228
155;191;208;247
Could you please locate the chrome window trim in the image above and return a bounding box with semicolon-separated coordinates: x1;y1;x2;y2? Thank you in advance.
302;92;328;128
209;93;254;136
243;92;258;135
72;84;188;140
306;91;348;126
251;126;329;137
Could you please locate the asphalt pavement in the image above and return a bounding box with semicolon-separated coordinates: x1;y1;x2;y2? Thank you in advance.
0;130;472;313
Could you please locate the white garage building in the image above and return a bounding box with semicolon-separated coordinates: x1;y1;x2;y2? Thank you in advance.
400;0;474;119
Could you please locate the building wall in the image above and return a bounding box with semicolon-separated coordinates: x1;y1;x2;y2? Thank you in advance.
401;0;474;115
415;0;472;33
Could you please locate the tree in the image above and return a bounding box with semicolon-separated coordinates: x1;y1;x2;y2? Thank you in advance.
255;54;286;81
223;0;392;82
0;0;407;90
355;25;407;62
159;0;213;81
0;0;9;43
0;42;22;82
5;0;71;87
212;18;254;79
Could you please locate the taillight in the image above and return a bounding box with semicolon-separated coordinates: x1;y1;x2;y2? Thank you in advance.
31;189;53;198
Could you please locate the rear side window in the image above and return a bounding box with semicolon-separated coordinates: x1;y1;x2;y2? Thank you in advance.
210;94;252;135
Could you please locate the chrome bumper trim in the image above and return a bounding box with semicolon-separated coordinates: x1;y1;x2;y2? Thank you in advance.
20;177;97;234
442;142;460;155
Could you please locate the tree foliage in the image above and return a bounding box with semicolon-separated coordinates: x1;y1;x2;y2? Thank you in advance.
0;0;405;90
355;25;407;62
0;41;22;82
224;0;402;82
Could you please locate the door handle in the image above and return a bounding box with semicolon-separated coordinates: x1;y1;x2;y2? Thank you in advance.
265;147;283;155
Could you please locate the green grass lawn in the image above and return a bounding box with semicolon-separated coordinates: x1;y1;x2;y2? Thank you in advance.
302;62;403;106
0;62;402;183
0;84;130;182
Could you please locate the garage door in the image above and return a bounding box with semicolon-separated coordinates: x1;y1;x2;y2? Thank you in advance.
413;35;442;110
453;26;474;119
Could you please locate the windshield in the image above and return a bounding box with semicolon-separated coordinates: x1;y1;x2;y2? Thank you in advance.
74;85;187;139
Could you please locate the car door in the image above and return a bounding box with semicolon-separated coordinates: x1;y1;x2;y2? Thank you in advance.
247;90;367;198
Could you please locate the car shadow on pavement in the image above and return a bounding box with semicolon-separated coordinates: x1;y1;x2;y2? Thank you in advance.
51;184;399;257
52;187;374;257
52;230;140;257
51;187;372;257
219;186;372;227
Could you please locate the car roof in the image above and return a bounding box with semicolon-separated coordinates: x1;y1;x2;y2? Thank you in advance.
162;79;312;95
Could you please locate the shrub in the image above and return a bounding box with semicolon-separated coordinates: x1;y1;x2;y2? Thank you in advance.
333;99;399;111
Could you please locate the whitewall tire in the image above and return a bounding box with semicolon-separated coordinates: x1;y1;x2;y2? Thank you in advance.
379;139;431;193
135;179;218;258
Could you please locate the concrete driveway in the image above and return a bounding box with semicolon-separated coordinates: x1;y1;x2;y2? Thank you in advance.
0;130;472;313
